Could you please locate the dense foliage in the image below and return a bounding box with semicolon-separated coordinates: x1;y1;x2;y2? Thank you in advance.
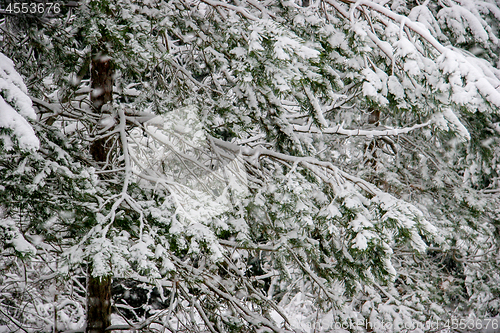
1;0;500;332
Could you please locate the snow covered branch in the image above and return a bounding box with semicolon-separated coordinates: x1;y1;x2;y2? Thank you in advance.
293;121;431;136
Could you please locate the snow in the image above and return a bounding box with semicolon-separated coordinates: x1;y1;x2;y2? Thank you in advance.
0;97;40;150
129;106;250;263
0;53;39;150
327;31;347;48
432;47;500;110
274;36;320;60
1;218;36;257
4;1;500;331
438;5;489;43
0;53;36;119
394;37;417;59
387;75;405;100
248;24;265;52
361;68;389;105
230;46;247;58
350;214;372;232
319;202;341;218
409;5;442;37
431;107;471;140
130;240;161;277
476;77;500;107
352;232;368;250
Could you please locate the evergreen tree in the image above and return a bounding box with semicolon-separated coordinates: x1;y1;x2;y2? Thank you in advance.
1;0;500;332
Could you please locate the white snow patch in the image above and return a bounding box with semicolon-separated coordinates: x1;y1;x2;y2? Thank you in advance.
0;53;39;150
431;108;470;140
0;53;36;119
352;232;368;250
0;218;36;256
0;97;39;150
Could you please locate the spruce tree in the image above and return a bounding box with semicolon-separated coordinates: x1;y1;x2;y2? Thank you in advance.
1;0;500;332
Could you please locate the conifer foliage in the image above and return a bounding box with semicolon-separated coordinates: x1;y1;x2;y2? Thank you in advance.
1;0;500;332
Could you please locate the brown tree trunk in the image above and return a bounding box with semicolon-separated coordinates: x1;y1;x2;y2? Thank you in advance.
86;52;113;333
86;273;112;333
90;53;113;112
89;53;114;163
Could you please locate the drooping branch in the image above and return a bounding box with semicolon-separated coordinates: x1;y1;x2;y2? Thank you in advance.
325;0;446;52
201;0;259;20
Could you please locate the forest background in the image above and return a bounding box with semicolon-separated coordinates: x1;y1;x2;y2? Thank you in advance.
1;0;500;332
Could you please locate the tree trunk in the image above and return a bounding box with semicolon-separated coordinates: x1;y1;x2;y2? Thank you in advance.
89;52;114;163
90;53;113;112
86;273;112;333
86;52;113;333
